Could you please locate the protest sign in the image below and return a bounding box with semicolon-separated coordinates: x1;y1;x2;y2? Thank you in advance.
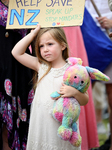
6;0;85;29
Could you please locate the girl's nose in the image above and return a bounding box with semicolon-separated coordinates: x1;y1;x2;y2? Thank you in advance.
44;46;48;52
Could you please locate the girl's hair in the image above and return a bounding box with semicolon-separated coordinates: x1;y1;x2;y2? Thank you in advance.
33;27;69;90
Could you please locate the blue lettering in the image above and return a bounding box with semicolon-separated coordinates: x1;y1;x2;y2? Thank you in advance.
16;0;23;8
46;0;72;7
61;0;66;6
52;0;60;6
36;0;42;6
24;0;29;6
26;10;40;26
9;9;24;25
67;0;72;6
30;0;36;6
46;0;53;7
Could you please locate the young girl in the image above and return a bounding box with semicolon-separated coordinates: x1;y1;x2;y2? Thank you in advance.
12;25;89;150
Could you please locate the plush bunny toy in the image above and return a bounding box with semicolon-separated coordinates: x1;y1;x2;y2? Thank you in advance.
50;57;110;147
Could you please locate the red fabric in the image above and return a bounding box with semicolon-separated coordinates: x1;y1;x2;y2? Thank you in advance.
63;26;99;150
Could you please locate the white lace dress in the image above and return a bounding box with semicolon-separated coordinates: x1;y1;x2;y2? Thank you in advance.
26;62;81;150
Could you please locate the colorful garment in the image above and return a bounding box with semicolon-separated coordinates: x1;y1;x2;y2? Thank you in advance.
0;1;34;149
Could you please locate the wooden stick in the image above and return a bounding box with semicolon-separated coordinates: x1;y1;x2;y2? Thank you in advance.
90;0;101;17
90;0;110;36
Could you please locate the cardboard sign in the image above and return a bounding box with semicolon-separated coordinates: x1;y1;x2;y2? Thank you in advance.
6;0;85;29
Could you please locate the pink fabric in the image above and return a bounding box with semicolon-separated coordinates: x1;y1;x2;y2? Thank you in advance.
29;45;32;54
63;26;99;150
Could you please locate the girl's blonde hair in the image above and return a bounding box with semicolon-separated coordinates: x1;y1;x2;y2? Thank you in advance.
33;27;69;90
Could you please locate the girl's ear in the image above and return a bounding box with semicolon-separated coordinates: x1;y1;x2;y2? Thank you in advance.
61;44;66;51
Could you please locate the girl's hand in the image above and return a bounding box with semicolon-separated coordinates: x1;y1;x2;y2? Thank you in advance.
58;83;77;98
96;17;112;29
31;24;41;38
58;83;89;106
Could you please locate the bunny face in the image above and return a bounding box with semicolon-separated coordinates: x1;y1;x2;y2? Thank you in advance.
63;65;90;93
63;57;110;93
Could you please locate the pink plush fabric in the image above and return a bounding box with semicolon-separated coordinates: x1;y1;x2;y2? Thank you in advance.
63;26;99;150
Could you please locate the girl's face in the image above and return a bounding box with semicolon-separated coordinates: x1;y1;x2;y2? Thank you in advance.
39;31;65;67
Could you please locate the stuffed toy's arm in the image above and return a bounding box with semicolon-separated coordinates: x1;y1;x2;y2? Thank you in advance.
50;91;61;100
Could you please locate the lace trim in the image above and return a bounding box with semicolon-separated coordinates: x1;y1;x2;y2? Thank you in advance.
39;62;70;78
50;63;70;77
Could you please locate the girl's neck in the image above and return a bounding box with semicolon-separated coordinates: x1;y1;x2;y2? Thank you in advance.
51;60;66;68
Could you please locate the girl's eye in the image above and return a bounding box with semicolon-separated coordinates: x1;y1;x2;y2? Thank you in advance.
49;43;53;46
39;45;44;48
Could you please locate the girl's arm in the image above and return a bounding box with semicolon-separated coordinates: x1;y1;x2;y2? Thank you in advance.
12;24;41;71
58;83;89;106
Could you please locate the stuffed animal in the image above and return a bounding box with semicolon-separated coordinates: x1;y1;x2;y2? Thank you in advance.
50;57;110;147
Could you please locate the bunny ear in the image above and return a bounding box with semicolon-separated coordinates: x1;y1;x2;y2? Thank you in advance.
67;57;82;65
86;66;110;81
85;66;110;81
